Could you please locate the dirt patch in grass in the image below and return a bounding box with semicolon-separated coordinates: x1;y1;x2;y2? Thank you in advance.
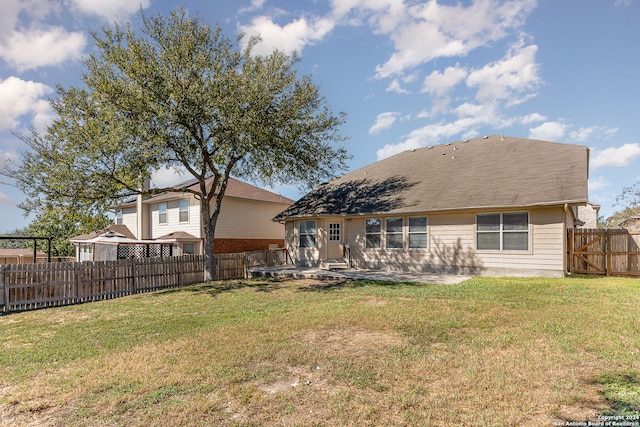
301;327;403;356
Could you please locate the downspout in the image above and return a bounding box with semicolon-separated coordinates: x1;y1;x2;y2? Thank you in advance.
564;203;571;275
136;176;150;240
136;194;143;240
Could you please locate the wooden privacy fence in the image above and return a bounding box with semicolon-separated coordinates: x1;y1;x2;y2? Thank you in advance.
0;255;205;313
214;248;290;280
568;229;640;276
0;249;290;313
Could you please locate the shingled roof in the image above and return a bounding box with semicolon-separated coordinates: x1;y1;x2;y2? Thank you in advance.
119;176;294;207
274;135;589;221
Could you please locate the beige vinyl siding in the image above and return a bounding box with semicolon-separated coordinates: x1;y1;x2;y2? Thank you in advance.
285;220;321;267
475;208;565;276
215;197;288;240
150;198;200;239
121;206;139;238
289;206;567;276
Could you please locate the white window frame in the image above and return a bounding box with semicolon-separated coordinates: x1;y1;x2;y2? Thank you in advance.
179;199;189;223
158;202;168;225
476;212;529;251
408;216;428;249
115;209;123;225
365;218;381;249
385;217;404;249
299;220;317;248
328;222;341;242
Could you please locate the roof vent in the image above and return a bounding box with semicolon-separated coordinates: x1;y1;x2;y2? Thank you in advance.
463;139;469;142
427;146;433;149
483;135;489;139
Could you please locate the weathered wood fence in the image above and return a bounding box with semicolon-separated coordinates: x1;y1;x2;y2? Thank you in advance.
0;249;290;313
568;229;640;276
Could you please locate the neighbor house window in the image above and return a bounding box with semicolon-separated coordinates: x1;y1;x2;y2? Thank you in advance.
115;210;123;225
299;220;317;248
158;202;168;224
386;217;403;249
477;212;529;251
182;243;195;255
408;216;427;249
179;199;189;223
365;218;381;249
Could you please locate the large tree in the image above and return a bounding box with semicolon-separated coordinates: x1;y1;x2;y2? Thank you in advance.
4;9;349;280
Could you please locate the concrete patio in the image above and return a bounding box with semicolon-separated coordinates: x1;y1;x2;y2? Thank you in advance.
250;266;473;285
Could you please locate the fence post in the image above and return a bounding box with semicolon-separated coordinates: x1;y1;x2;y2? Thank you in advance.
131;258;137;295
1;264;7;313
605;231;611;276
74;262;80;304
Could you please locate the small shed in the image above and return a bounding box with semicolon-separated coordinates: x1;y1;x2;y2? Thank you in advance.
70;230;173;262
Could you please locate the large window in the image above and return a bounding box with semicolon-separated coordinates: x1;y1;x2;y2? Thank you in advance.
179;199;189;223
158;202;168;224
299;220;317;248
477;212;529;251
365;218;381;249
386;217;403;249
408;217;427;249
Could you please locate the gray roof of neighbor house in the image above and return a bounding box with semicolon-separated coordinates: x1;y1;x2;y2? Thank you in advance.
274;135;590;221
119;176;294;207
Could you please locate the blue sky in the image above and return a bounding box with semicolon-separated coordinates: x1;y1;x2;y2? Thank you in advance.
1;0;639;232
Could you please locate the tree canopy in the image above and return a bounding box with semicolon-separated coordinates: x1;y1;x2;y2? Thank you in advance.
3;9;349;279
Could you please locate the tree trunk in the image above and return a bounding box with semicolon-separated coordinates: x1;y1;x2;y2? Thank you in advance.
201;197;217;281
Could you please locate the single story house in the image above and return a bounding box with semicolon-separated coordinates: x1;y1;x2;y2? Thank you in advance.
274;135;591;277
71;177;293;262
0;248;48;264
619;215;640;232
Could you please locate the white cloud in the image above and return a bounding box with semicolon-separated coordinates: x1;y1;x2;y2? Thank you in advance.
386;79;409;94
239;15;335;56
570;126;619;142
68;0;150;22
591;143;640;169
369;112;399;134
151;166;189;189
376;116;482;159
589;176;610;191
520;112;546;124
374;0;536;78
422;66;467;97
0;26;86;71
528;121;568;141
466;41;540;104
0;76;53;129
331;0;407;33
239;0;267;14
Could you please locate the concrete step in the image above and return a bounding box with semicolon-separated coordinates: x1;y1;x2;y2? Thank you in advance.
326;261;349;270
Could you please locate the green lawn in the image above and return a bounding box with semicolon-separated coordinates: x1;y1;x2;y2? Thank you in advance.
1;276;639;426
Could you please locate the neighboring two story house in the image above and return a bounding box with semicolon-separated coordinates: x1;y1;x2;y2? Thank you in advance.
71;177;293;261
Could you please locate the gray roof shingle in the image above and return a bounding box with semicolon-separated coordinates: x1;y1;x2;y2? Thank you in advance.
275;135;589;220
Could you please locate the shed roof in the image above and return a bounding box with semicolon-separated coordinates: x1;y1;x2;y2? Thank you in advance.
275;135;589;220
69;224;136;242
